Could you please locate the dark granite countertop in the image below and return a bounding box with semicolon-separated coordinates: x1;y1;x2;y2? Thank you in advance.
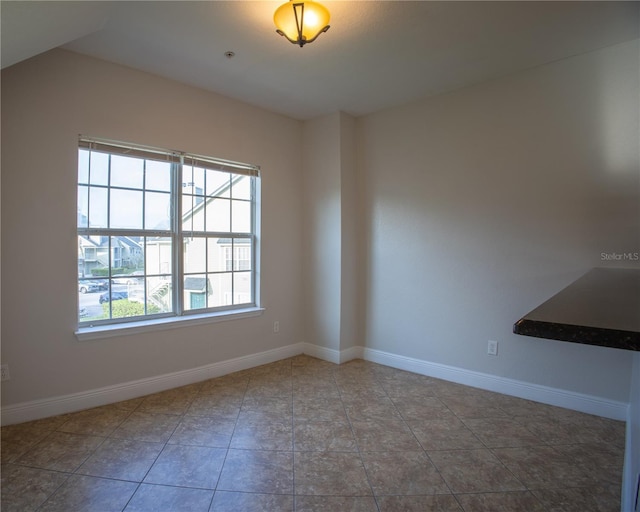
513;268;640;351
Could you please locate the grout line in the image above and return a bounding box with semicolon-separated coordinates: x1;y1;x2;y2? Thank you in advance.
213;368;251;502
290;361;300;511
333;365;383;512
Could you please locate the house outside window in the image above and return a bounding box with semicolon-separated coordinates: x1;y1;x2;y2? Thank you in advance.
77;137;260;326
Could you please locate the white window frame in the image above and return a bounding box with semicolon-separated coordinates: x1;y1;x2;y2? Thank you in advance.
76;137;262;340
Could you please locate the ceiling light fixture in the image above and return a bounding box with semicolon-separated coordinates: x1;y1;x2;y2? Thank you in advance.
274;0;330;47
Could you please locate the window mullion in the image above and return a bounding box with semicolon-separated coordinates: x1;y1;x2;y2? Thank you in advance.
106;154;112;235
87;146;92;228
173;159;184;316
230;239;235;305
108;235;113;318
251;176;257;307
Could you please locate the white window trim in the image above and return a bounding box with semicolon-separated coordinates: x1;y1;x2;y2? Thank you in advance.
75;307;265;341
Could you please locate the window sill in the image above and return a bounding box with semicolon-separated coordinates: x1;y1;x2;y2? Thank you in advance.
75;307;265;341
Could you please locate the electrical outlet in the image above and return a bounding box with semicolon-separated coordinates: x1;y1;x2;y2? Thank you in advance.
487;340;498;356
273;321;280;333
1;364;10;381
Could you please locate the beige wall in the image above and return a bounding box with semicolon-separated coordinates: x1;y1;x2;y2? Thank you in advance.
301;113;342;352
1;49;304;406
301;112;360;357
357;39;639;402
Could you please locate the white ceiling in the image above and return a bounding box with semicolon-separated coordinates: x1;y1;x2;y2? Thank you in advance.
2;1;638;120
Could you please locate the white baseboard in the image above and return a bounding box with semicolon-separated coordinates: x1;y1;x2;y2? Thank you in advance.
300;343;341;364
340;345;365;363
362;347;629;421
300;343;363;364
1;343;305;426
2;343;628;426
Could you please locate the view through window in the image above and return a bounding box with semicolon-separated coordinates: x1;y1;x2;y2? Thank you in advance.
77;138;260;326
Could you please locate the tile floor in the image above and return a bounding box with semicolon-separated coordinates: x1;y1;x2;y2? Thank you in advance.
1;356;626;511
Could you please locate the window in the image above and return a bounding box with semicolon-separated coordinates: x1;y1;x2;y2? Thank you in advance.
77;137;260;327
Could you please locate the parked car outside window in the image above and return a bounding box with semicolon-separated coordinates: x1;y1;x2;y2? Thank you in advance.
111;271;144;285
79;280;107;293
99;291;129;304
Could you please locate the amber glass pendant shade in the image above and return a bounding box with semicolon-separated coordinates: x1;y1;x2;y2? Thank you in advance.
274;0;330;47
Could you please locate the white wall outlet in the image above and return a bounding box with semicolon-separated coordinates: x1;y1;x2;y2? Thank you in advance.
487;340;498;356
273;321;280;333
1;364;10;381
